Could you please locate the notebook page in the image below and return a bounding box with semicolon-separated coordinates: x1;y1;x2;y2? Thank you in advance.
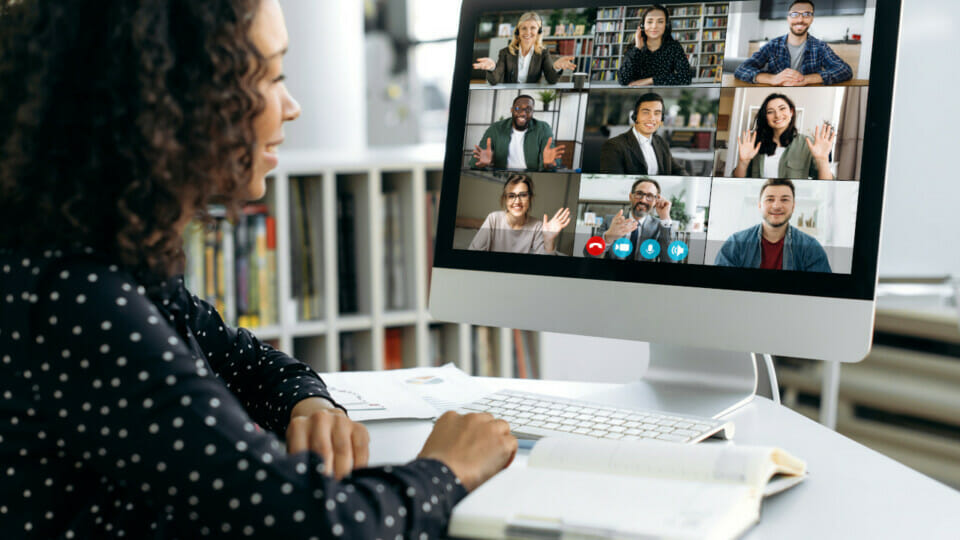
449;467;761;540
528;437;784;486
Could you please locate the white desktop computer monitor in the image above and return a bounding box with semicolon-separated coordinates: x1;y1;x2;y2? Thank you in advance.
430;0;901;417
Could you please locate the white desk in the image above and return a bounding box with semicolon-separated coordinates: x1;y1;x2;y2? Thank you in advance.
363;377;960;539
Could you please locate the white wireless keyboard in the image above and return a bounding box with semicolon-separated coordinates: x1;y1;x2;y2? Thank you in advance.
456;389;734;443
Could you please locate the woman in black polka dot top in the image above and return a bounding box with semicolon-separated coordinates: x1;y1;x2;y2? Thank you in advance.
0;1;517;538
617;4;693;87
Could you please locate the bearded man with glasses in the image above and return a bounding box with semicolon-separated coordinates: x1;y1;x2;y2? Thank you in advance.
734;0;853;86
582;177;676;263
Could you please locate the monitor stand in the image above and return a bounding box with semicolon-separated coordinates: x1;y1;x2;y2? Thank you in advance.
579;343;762;420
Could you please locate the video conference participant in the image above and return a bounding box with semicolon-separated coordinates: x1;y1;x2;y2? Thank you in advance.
618;4;692;87
733;93;835;179
598;93;690;175
733;0;853;86
715;179;831;272
584;178;675;263
468;174;571;254
472;11;577;85
0;1;518;537
470;94;565;171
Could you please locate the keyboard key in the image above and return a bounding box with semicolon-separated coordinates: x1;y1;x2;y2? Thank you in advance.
604;433;624;440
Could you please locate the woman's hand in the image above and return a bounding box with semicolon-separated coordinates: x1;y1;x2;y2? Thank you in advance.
628;78;653;87
806;123;836;162
542;207;571;253
553;55;577;72
287;399;370;480
473;57;496;71
634;27;645;49
737;130;761;165
418;411;517;492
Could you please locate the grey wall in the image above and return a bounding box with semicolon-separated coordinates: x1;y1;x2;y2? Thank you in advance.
879;0;959;277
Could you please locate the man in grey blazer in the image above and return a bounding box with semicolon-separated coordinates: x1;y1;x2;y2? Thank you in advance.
584;178;676;262
597;93;689;176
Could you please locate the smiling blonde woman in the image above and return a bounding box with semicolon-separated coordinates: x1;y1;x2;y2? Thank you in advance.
472;11;577;85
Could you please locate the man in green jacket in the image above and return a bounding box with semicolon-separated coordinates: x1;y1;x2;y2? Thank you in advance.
470;95;565;171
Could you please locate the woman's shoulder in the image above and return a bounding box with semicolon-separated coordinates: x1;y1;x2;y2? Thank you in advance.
498;46;513;57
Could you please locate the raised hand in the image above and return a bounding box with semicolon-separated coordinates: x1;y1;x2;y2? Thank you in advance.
634;27;645;49
472;138;493;168
472;57;496;71
553;55;577;71
603;209;638;245
542;207;571;253
806;123;836;162
655;196;672;221
542;137;565;168
737;130;761;165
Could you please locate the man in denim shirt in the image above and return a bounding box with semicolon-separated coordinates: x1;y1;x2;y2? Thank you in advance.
715;179;832;272
734;1;853;86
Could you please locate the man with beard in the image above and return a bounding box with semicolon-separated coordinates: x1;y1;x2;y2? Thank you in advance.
597;93;689;175
584;177;675;262
469;94;565;171
733;1;852;86
715;179;831;272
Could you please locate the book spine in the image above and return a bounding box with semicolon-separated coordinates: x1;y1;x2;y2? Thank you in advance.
221;219;236;326
263;215;277;326
384;328;403;370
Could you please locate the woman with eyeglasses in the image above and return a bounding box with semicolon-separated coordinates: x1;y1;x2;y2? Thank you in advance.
468;175;571;254
472;11;577;85
733;93;836;179
0;1;518;537
618;4;692;87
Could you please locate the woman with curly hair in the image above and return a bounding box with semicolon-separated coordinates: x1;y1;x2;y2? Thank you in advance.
0;1;516;537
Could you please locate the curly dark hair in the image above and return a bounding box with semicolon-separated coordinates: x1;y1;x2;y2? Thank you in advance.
0;0;266;284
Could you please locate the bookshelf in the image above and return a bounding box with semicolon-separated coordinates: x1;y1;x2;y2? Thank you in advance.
185;145;538;379
591;2;729;83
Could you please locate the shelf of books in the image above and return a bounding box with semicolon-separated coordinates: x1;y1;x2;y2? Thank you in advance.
591;2;728;83
185;147;540;379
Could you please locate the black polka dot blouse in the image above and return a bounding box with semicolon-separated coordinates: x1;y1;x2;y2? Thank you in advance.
0;247;466;538
617;40;693;86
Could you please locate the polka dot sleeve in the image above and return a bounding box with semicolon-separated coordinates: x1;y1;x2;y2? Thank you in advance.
1;253;467;538
172;278;340;435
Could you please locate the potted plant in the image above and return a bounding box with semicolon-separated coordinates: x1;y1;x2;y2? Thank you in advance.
538;89;558;111
669;189;692;231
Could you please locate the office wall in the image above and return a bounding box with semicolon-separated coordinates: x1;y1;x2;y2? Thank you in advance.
880;0;959;277
280;0;366;151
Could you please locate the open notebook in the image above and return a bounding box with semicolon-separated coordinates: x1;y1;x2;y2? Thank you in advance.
449;437;806;540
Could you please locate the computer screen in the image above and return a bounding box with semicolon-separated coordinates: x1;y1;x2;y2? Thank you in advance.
431;0;900;362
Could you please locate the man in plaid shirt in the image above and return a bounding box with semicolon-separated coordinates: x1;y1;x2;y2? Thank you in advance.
734;0;853;86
